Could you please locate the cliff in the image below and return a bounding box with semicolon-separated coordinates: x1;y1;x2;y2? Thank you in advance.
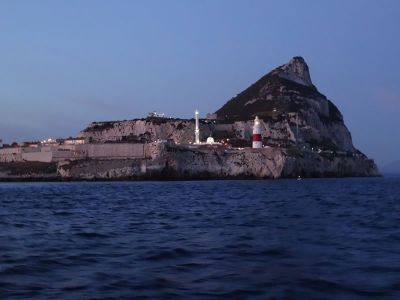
56;143;378;180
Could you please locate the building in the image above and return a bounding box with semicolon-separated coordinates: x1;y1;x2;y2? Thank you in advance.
22;141;40;148
62;138;86;145
41;138;57;145
148;111;165;118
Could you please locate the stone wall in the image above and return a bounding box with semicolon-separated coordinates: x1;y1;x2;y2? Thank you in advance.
78;143;145;159
0;143;146;163
21;151;53;163
0;148;23;162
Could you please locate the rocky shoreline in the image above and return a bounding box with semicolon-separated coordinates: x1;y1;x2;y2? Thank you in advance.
0;143;379;181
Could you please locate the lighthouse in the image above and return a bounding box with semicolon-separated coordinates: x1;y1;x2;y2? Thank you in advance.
195;109;200;144
252;116;262;148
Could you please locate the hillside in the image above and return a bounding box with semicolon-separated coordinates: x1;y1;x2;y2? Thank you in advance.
215;56;354;151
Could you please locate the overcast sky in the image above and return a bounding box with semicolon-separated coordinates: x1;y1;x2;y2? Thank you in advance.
0;0;399;167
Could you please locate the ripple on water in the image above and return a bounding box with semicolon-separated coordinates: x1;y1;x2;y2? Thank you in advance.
74;232;111;239
0;178;399;299
144;248;193;261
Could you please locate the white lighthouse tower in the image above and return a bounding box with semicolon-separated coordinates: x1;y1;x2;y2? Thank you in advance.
252;116;262;148
195;109;200;144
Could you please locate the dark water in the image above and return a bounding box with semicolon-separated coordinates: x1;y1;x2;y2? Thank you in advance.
1;177;400;299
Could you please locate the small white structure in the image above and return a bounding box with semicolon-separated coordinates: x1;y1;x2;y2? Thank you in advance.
206;137;215;144
195;109;200;144
41;138;57;145
148;111;165;118
23;142;40;148
252;116;262;149
63;138;85;145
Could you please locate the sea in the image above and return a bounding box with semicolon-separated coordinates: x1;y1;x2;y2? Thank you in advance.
0;176;399;299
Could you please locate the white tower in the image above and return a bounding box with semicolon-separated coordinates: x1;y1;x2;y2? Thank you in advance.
252;116;262;148
195;109;200;144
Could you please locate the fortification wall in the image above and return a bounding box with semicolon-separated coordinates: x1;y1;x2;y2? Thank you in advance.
0;143;147;163
0;148;24;162
21;151;53;163
52;149;80;161
78;143;145;159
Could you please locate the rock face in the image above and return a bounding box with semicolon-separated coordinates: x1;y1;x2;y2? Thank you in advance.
80;119;212;144
56;144;378;180
277;56;314;87
215;56;354;151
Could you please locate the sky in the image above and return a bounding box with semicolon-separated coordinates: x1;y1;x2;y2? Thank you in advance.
0;0;399;167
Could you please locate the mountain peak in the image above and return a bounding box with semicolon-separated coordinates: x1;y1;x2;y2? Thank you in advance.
274;56;313;87
215;56;339;122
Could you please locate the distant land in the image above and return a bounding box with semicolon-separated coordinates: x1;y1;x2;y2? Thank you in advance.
0;57;379;180
381;160;400;174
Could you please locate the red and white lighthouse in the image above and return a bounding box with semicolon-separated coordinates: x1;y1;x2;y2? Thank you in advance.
252;116;262;148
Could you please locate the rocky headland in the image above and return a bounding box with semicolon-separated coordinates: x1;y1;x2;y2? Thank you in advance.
0;57;379;180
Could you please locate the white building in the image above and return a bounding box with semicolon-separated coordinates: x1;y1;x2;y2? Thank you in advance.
63;138;85;145
148;111;165;118
41;138;57;145
206;137;215;144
